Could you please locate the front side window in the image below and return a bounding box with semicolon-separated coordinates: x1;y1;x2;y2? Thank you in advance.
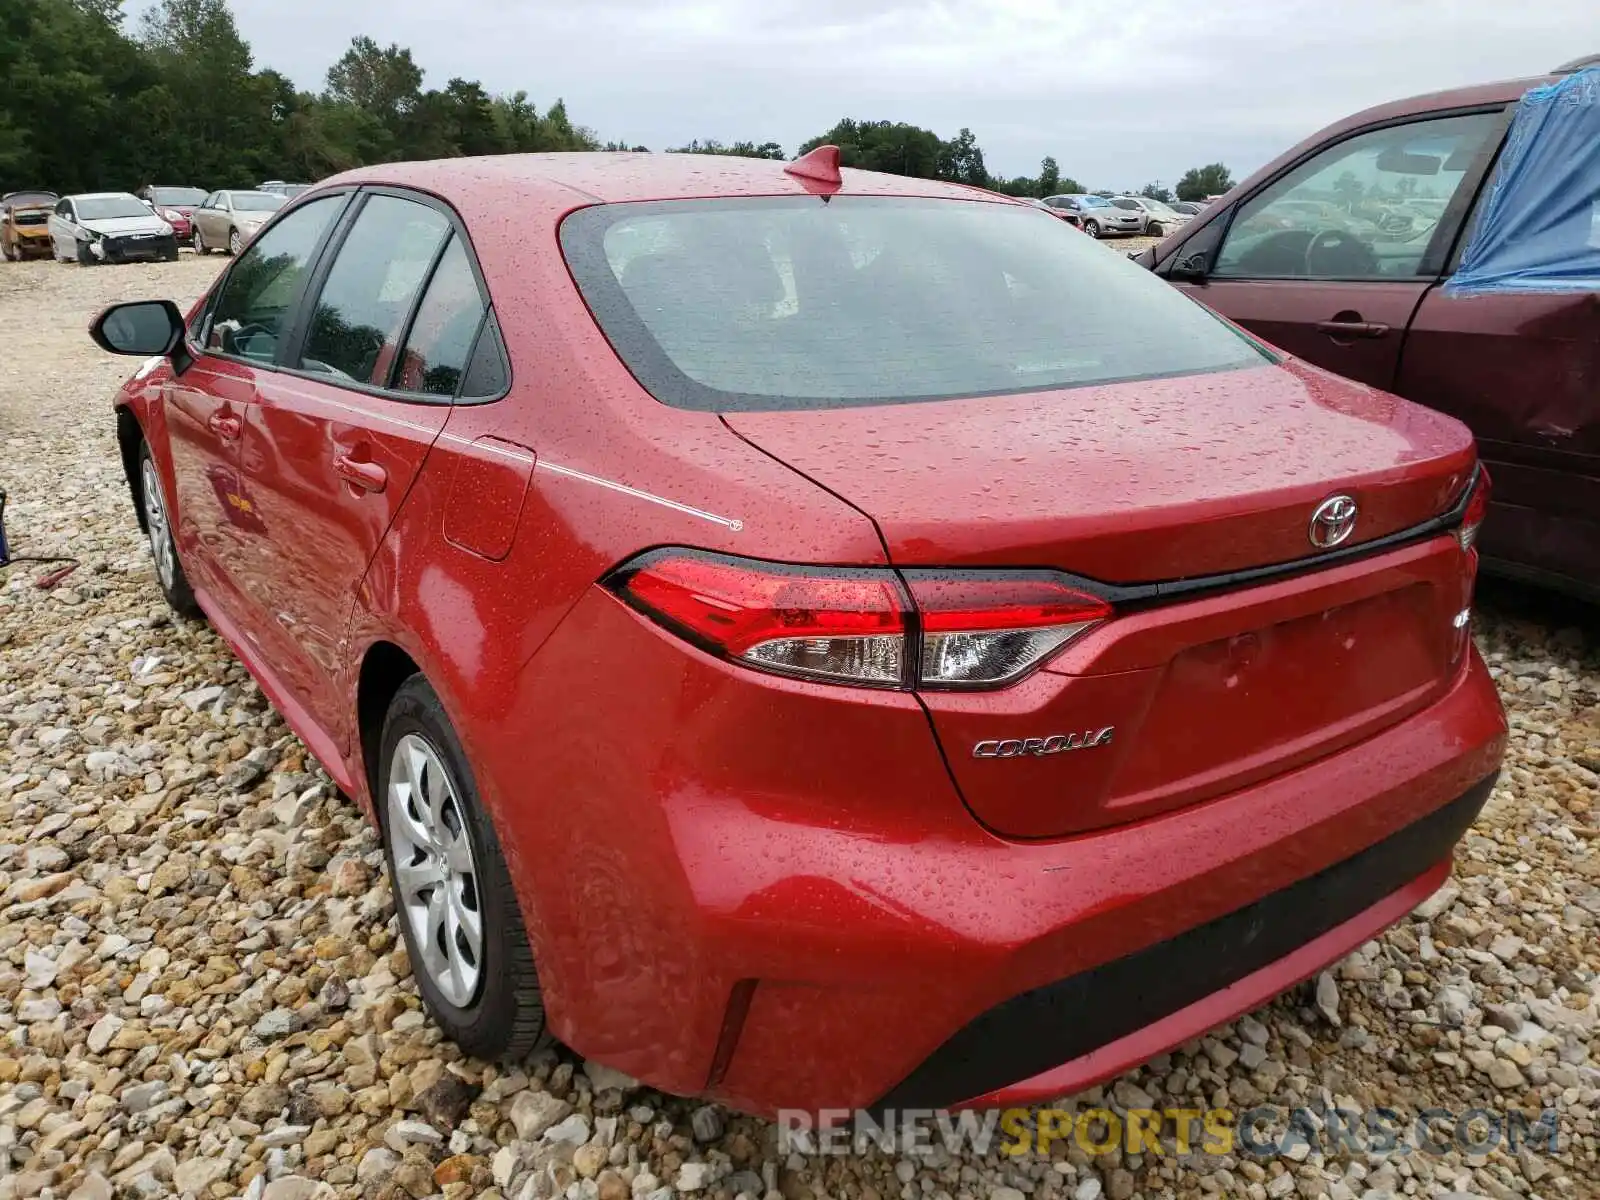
206;195;343;363
562;196;1269;412
298;195;451;384
1213;110;1502;280
391;235;487;396
1113;198;1141;211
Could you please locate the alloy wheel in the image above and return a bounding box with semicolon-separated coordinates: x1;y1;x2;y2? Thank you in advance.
141;459;176;590
229;229;242;255
387;733;485;1008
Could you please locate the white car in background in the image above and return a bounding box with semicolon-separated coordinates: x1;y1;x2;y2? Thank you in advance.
1112;196;1193;237
48;193;178;265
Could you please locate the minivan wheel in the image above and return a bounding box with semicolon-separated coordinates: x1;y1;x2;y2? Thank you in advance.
379;676;552;1061
1083;220;1102;239
138;443;201;617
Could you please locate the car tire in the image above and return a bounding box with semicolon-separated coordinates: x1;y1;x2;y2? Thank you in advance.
378;676;553;1062
1147;222;1163;238
137;442;201;618
76;240;94;266
228;228;242;256
193;228;207;255
1083;220;1101;239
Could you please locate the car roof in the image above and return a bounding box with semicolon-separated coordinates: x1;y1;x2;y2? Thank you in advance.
1311;72;1557;142
69;191;140;201
319;152;1009;208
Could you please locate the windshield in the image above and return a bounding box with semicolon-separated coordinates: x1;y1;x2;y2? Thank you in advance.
152;187;206;206
562;196;1268;412
234;192;286;212
77;196;156;221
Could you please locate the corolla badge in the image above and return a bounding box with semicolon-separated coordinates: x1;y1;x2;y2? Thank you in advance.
1309;494;1358;549
973;728;1114;758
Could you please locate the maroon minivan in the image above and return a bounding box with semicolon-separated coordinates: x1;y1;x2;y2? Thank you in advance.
1137;56;1600;601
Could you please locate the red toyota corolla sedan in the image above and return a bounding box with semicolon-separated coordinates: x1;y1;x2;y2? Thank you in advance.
91;148;1506;1116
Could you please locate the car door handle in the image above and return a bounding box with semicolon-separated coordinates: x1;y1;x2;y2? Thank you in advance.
1315;319;1391;339
334;454;387;493
208;412;242;441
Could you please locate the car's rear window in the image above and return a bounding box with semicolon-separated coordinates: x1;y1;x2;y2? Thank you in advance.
561;196;1269;412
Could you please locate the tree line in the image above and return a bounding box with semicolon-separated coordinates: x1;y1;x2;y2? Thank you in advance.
0;0;1235;202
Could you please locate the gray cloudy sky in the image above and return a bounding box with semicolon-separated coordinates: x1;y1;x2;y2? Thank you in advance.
128;0;1596;187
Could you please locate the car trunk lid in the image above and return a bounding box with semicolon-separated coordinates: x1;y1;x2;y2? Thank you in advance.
725;360;1480;837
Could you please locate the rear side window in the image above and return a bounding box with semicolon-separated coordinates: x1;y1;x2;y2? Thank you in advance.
391;236;486;396
206;195;343;363
299;195;450;384
562;196;1268;411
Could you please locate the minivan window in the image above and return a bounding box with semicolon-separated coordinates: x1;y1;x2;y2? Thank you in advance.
205;195;342;363
1213;110;1502;280
562;196;1269;412
298;195;451;384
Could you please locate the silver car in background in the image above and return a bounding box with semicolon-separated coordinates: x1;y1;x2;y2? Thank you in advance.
1045;194;1144;238
1112;196;1193;237
191;190;287;256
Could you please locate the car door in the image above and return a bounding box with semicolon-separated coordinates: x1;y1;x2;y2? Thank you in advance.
1394;205;1600;593
163;194;349;619
1171;109;1507;390
198;192;225;246
50;199;75;257
233;190;463;739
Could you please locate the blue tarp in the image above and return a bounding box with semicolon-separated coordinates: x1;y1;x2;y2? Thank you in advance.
1446;68;1600;296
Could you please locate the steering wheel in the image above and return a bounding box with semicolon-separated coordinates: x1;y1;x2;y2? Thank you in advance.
1304;228;1378;277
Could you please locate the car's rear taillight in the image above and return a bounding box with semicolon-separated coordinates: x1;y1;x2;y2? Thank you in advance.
1457;466;1491;552
613;552;907;687
609;551;1111;690
903;573;1112;688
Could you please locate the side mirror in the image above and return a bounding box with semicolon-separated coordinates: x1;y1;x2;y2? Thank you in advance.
1167;252;1210;283
90;300;186;356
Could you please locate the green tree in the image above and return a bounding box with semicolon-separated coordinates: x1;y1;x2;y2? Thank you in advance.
139;0;275;184
798;119;944;178
1138;180;1172;202
1037;156;1061;197
1175;163;1234;201
936;127;988;186
325;36;423;127
668;138;784;159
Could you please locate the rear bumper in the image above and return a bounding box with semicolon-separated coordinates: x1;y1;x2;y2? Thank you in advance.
884;774;1492;1110
489;590;1505;1116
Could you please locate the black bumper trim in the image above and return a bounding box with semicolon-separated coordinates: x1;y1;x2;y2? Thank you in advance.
875;773;1497;1111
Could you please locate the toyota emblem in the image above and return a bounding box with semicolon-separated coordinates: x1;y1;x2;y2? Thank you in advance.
1309;494;1358;548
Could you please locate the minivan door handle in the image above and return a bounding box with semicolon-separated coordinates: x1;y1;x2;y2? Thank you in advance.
334;454;388;493
1315;317;1391;340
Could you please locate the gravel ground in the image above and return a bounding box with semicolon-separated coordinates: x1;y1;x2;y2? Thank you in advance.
0;253;1596;1200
